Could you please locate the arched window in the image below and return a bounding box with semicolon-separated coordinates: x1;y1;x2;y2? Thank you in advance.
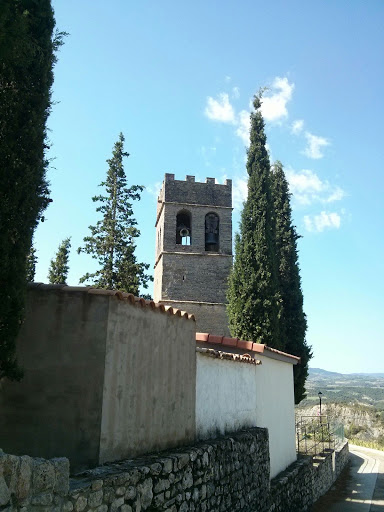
176;210;191;245
205;213;219;252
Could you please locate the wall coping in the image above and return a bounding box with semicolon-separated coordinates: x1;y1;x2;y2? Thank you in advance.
196;333;300;365
27;283;195;321
196;346;262;366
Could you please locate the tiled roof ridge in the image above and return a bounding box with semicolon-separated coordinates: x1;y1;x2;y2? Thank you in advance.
196;347;262;366
27;283;195;320
196;332;301;362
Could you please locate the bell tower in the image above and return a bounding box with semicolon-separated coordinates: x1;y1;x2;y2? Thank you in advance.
154;173;232;336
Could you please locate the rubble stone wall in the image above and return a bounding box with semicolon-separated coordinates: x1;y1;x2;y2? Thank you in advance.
0;434;349;512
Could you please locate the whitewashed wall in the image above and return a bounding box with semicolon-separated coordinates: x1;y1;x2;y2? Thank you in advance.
255;354;297;478
196;354;258;438
196;351;297;478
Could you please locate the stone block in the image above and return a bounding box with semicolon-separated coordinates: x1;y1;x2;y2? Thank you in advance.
0;475;11;506
32;459;55;494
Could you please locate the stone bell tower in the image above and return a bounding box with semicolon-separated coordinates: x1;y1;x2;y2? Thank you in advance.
154;173;232;336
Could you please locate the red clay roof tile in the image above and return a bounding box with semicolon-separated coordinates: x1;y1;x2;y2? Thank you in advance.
195;332;300;363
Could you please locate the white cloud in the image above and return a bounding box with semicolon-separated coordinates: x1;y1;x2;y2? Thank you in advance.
286;169;346;206
204;93;235;123
303;132;330;159
235;110;251;146
291;119;304;135
232;86;240;99
225;75;231;82
325;187;345;202
233;174;248;210
304;211;341;232
260;77;294;122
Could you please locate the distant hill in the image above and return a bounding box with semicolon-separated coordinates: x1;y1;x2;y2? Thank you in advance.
299;368;384;450
302;368;384;410
309;368;343;377
309;367;384;379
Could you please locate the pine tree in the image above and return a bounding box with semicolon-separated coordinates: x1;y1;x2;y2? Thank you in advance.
271;161;312;403
0;1;64;380
48;238;71;284
78;133;152;295
227;94;282;348
26;245;38;282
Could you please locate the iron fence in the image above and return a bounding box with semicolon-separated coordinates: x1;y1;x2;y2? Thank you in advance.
296;415;345;456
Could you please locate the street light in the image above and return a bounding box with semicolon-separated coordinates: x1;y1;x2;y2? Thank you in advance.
318;391;323;419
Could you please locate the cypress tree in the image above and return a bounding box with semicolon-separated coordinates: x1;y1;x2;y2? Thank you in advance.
0;1;64;380
78;133;152;296
48;238;71;284
271;161;312;403
227;94;282;348
26;245;38;282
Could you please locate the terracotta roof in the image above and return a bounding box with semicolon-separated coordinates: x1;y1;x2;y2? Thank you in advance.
27;283;195;320
196;347;262;366
196;333;300;363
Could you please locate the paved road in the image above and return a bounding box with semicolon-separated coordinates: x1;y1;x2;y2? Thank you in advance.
312;444;384;511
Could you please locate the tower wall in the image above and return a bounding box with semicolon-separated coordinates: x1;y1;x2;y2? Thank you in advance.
154;174;233;336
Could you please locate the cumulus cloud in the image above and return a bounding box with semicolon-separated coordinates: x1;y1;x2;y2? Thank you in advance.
260;77;294;122
291;119;304;135
304;211;341;232
232;86;240;99
205;93;235;123
235;110;251;146
303;132;330;159
286;169;346;206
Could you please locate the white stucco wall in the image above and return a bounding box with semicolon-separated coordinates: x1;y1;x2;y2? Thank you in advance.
195;350;297;479
196;354;258;439
256;354;297;478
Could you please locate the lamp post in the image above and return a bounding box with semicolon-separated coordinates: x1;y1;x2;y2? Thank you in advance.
318;391;323;419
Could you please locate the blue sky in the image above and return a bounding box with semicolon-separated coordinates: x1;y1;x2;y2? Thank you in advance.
34;0;384;374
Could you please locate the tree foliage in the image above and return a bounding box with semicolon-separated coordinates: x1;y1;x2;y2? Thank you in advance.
227;94;282;348
78;133;152;296
48;237;71;284
0;0;64;380
271;161;312;403
26;245;38;282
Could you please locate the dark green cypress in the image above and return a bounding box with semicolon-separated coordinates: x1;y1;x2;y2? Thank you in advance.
78;133;153;296
227;94;283;348
0;1;64;380
271;161;312;403
48;238;71;285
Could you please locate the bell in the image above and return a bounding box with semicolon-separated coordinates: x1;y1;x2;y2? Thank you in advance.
205;232;217;244
179;227;190;238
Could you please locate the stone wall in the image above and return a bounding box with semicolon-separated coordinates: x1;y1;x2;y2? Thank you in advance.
0;451;70;511
158;301;230;337
0;428;270;512
159;252;232;303
0;436;349;512
270;440;350;511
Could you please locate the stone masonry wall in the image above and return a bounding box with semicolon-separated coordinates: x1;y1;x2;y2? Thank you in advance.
270;440;350;512
0;429;270;512
160;302;230;337
160;253;232;303
0;451;69;511
0;436;349;512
